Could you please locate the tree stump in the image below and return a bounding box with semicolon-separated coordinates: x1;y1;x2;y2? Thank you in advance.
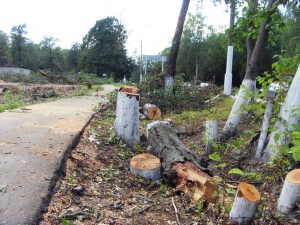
229;182;261;224
146;121;218;202
205;120;218;154
114;86;139;148
130;153;162;181
142;103;162;120
277;169;300;213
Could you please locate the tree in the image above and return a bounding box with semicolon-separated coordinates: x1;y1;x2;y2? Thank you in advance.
165;0;190;88
40;36;59;71
67;43;82;72
81;17;130;80
10;24;27;66
0;30;10;65
222;0;282;139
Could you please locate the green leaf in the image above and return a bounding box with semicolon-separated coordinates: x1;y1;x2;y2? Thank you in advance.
274;133;281;143
209;152;221;162
228;168;244;175
216;163;226;168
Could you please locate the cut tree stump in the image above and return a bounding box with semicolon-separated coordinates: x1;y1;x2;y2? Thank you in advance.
229;182;261;224
130;153;162;181
205;120;218;154
146;121;218;202
277;169;300;213
142;103;162;120
114;86;139;148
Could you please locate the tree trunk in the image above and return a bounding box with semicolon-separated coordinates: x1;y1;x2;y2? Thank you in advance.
142;103;161;120
277;169;300;213
222;0;277;140
229;182;261;224
262;64;300;162
146;121;218;202
256;90;276;158
130;153;162;181
114;86;140;148
165;0;190;89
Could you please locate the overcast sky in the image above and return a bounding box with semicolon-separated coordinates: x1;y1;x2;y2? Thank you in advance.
0;0;228;56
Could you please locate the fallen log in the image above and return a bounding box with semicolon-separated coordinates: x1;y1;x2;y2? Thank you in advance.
146;121;218;202
142;103;162;120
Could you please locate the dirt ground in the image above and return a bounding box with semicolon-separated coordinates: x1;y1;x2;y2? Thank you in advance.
39;102;300;225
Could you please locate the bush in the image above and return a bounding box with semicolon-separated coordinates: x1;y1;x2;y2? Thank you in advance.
138;73;220;113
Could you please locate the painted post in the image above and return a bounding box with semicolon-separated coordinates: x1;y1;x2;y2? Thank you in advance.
224;46;233;96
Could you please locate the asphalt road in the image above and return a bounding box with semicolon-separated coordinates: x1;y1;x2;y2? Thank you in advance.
0;85;116;225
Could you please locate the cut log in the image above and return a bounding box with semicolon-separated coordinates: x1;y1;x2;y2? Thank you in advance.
277;169;300;213
229;182;261;224
147;121;218;202
142;103;162;120
130;153;162;181
205;120;218;154
114;86;139;148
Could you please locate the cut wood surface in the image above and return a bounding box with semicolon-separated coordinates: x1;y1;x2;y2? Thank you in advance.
172;161;218;202
119;86;139;96
130;153;162;181
229;182;260;224
147;121;217;202
277;169;300;213
142;103;162;120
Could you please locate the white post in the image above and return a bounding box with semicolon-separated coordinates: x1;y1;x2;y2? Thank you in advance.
224;46;233;96
145;55;147;75
256;90;276;158
162;56;164;72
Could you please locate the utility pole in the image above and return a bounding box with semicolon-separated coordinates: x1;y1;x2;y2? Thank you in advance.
140;39;143;82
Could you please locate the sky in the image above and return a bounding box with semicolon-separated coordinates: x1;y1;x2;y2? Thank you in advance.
0;0;229;56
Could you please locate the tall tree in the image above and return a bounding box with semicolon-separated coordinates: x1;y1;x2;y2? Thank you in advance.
40;36;59;71
165;0;190;88
10;24;27;66
67;43;82;72
81;17;129;80
222;0;282;139
0;30;10;65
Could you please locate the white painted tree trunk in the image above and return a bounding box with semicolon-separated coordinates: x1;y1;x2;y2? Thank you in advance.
262;64;300;162
222;79;256;139
256;98;274;158
229;182;261;224
206;120;218;154
224;46;233;96
114;88;140;148
130;153;162;181
277;169;300;213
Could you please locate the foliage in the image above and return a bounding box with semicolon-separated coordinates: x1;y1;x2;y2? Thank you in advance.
81;17;136;80
0;91;24;112
0;30;10;65
10;24;27;66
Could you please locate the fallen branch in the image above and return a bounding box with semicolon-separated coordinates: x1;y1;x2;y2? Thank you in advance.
172;197;181;225
132;194;155;203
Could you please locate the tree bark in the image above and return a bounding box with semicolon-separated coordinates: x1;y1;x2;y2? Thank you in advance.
165;0;190;88
229;182;261;224
262;64;300;161
222;0;277;139
206;120;218;154
146;121;218;202
114;86;140;148
277;169;300;213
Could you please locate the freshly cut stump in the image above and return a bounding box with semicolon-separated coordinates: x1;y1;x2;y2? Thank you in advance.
130;153;162;181
205;120;218;154
277;169;300;213
229;182;260;224
114;86;139;148
142;104;162;120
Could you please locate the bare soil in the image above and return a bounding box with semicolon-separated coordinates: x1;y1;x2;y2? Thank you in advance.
39;103;300;225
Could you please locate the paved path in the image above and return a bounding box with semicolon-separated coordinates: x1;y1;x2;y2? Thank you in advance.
0;85;116;225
